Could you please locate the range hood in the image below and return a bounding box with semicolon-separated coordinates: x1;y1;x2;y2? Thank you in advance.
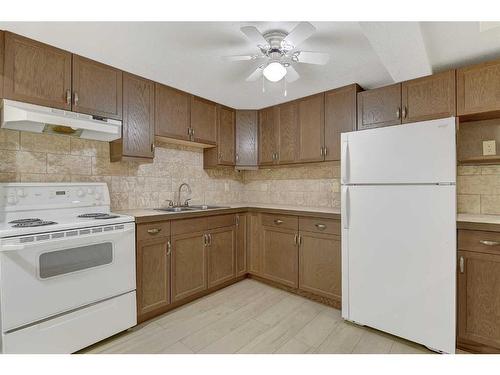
1;99;122;142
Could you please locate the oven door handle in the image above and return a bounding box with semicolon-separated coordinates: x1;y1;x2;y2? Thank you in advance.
0;227;135;252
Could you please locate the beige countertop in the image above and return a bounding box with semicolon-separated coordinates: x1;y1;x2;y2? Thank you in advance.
118;203;340;223
457;213;500;224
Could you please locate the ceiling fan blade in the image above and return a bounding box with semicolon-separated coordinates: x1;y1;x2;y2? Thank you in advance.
282;22;316;48
246;66;263;82
222;55;262;61
240;26;269;47
285;65;300;83
295;51;330;65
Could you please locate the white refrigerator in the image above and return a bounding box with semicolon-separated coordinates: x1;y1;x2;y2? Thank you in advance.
340;117;456;354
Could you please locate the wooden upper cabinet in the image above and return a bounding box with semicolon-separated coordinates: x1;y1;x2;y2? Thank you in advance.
357;83;402;130
119;73;155;159
0;31;4;99
457;59;500;117
207;226;236;288
401;70;456;123
191;96;217;144
324;84;360;161
72;55;123;120
155;83;191;140
136;235;171;322
258;106;279;165
3;32;72;110
218;106;236;165
277;101;299;164
297;93;325;163
235;110;258;167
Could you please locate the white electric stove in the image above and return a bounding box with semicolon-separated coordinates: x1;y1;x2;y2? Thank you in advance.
0;183;137;354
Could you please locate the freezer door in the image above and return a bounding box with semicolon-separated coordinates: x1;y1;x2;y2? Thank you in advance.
341;117;456;184
341;184;456;353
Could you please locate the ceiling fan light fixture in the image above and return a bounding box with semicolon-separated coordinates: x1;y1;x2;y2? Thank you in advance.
263;62;287;82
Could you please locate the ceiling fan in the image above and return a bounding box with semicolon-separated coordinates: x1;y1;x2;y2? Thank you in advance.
224;22;330;84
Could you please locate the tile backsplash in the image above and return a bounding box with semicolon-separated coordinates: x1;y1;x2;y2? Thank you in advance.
0;129;340;211
457;165;500;215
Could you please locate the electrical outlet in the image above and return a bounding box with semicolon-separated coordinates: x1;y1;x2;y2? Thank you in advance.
483;140;497;156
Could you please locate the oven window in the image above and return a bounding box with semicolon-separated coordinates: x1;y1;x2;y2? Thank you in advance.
39;242;113;279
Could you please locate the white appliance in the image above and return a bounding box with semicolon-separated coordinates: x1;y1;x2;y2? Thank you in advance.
1;99;122;141
0;183;136;354
341;117;456;354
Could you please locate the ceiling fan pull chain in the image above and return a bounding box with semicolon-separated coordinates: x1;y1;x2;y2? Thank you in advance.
283;78;287;97
262;75;266;93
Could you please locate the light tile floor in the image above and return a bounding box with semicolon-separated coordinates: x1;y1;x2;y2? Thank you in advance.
79;279;439;354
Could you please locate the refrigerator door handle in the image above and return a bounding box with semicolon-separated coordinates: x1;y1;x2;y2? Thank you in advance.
342;186;350;229
341;140;349;183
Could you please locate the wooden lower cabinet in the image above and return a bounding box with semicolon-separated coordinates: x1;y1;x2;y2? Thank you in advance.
458;248;500;353
136;235;171;321
298;231;341;301
248;212;262;275
207;226;236;288
171;231;207;302
236;214;247;277
261;225;298;288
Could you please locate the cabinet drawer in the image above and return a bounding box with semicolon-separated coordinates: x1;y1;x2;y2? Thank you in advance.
207;214;235;229
299;217;340;235
458;229;500;254
137;221;170;240
171;217;207;236
261;213;298;230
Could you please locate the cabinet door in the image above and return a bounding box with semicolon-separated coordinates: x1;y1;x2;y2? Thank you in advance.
136;237;171;318
402;70;455;123
236;214;247;277
191;96;217;144
121;73;155;159
297;93;324;163
72;55;123;120
261;226;298;288
248;212;262;275
277;100;299;164
235;110;258;167
208;226;236;288
218;106;236;165
299;232;341;301
324;84;360;161
458;250;500;352
155;83;191;140
258;106;279;165
171;231;207;302
357;83;401;130
0;31;4;99
3;32;72;110
457;59;500;116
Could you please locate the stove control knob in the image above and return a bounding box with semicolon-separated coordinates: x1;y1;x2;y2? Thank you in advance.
17;188;26;198
77;189;85;198
7;195;17;205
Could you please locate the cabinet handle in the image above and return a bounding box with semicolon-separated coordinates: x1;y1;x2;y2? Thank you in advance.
208;233;212;246
396;107;401;119
315;223;327;230
274;219;284;225
320;147;324;156
402;106;407;119
147;228;161;234
235;215;240;227
299;235;302;245
66;89;71;105
166;240;172;256
203;234;208;247
73;92;79;105
151;143;155;153
218;152;223;160
294;233;298;245
459;256;464;273
479;240;500;246
235;153;239;162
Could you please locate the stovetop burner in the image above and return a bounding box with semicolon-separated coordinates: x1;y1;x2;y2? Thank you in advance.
78;213;120;220
11;220;58;228
9;218;42;224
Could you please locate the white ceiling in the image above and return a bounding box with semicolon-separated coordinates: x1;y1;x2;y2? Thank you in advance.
1;22;500;109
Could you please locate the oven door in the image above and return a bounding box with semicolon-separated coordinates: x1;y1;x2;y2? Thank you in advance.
0;222;135;331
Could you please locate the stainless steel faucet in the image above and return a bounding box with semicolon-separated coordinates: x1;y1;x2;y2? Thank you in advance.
177;182;192;206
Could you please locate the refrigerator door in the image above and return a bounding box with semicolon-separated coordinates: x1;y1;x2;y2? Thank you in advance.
341;184;456;353
341;117;456;185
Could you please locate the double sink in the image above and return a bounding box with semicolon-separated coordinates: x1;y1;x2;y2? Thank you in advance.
155;205;228;213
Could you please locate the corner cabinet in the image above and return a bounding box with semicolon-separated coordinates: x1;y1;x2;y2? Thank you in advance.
204;105;235;168
457;229;500;353
235;110;258;168
71;55;123;120
258;106;279;165
3;31;72;110
110;73;154;161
